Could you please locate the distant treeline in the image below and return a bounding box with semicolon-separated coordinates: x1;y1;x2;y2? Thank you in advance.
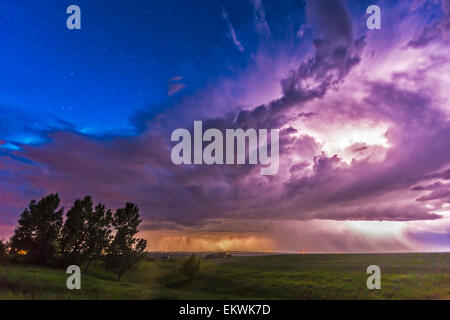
0;194;147;280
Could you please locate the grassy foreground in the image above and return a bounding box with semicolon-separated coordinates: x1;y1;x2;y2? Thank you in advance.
0;253;449;300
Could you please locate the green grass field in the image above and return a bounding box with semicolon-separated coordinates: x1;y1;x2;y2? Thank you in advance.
0;253;449;300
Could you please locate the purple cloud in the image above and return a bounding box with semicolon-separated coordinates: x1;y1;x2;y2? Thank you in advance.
2;0;450;252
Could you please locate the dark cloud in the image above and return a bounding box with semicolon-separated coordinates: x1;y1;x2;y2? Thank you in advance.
407;25;442;48
167;76;186;96
314;206;442;222
412;181;447;191
305;0;353;45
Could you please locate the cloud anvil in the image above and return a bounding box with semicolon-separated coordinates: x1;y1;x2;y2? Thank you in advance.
1;0;450;253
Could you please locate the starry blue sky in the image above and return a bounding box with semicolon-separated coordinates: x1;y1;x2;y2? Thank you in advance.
0;0;314;144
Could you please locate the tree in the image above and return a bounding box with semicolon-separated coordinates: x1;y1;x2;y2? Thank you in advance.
60;196;112;269
0;240;8;263
60;196;93;265
83;203;112;270
105;203;147;280
10;194;63;265
180;254;201;280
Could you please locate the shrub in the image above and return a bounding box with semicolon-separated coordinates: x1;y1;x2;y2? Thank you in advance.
180;254;201;280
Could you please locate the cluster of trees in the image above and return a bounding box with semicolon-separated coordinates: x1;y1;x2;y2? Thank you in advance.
4;194;147;280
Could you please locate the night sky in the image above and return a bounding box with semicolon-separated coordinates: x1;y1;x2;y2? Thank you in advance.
1;0;450;252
